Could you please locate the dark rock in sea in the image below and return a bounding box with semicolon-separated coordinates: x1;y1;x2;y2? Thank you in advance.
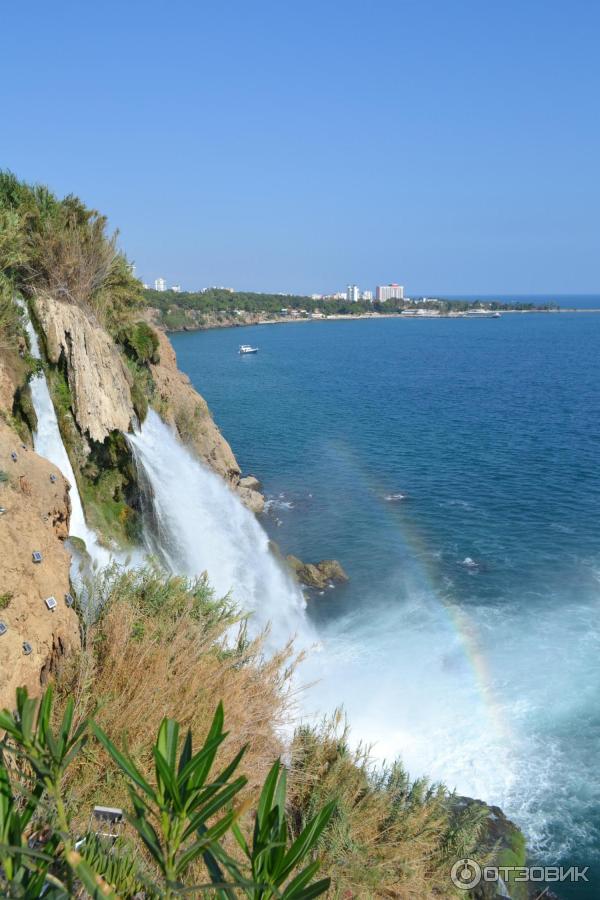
286;555;349;590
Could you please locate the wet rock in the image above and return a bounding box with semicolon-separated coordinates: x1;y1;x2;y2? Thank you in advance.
286;555;349;590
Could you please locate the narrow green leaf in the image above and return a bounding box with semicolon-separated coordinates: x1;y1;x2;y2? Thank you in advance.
287;877;331;899
176;811;236;875
152;745;182;812
182;776;247;840
92;723;156;800
258;760;281;822
177;733;225;791
59;697;74;750
278;802;335;884
191;744;247;809
37;685;53;737
178;728;193;779
281;860;321;897
156;717;179;774
232;820;250;857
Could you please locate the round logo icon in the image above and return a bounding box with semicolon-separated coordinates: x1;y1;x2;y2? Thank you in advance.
450;858;482;890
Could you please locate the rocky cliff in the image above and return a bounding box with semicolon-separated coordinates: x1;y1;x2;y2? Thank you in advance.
147;322;265;514
35;294;135;442
0;412;80;711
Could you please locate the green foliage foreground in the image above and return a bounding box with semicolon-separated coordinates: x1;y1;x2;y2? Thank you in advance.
0;686;334;899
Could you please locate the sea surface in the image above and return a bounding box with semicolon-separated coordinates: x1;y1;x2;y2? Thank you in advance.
172;306;600;897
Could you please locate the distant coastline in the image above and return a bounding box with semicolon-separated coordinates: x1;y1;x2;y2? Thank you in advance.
159;306;600;334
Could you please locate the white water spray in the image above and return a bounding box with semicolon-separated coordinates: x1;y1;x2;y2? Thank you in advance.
23;314;110;568
128;410;315;650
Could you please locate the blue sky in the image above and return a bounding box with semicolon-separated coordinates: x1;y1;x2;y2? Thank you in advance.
2;0;598;295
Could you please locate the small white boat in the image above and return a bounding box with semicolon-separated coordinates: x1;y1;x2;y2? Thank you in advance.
465;309;501;318
239;344;258;354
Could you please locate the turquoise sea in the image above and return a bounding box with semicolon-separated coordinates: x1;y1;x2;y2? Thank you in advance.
172;305;600;897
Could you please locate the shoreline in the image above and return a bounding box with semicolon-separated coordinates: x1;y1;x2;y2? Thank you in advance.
164;306;600;335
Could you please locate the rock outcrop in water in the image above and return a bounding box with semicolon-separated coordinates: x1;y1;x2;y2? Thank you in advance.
286;555;349;590
0;418;80;711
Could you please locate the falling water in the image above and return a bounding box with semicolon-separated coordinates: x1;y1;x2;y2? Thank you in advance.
23;313;110;568
127;409;315;650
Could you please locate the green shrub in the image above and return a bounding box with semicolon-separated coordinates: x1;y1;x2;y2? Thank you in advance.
12;383;37;436
118;321;160;364
0;592;12;610
0;686;333;898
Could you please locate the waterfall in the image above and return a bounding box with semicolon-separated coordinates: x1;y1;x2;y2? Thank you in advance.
128;410;315;650
23;314;110;568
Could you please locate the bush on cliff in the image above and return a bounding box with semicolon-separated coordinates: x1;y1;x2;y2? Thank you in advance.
0;686;334;898
0;171;142;332
44;566;498;898
118;321;161;365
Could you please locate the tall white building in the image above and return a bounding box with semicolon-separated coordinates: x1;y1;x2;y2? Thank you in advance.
171;284;182;293
347;284;360;303
362;290;373;302
154;277;167;292
376;283;404;301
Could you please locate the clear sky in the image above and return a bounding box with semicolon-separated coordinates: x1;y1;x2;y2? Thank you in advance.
2;0;598;295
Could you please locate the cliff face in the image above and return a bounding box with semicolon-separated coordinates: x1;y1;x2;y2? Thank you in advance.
149;327;265;513
31;296;264;515
35;294;135;442
0;417;80;711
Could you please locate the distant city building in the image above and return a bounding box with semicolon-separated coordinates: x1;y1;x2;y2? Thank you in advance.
171;284;181;293
154;277;167;292
362;290;373;302
347;284;360;303
142;282;149;289
376;283;404;301
128;263;136;277
311;293;323;301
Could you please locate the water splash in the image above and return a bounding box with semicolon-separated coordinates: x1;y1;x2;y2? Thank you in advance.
127;410;315;651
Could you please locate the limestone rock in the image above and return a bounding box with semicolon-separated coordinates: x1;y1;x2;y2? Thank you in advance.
147;325;266;513
0;356;15;412
286;555;349;590
0;420;80;710
34;295;134;442
239;475;261;492
237;485;265;514
238;476;265;513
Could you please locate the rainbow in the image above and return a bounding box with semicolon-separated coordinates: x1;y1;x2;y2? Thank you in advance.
323;437;513;746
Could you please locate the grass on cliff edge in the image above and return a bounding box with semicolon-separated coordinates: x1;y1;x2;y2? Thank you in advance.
51;565;496;898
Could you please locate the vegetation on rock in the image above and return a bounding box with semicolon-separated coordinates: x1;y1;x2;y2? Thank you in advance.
0;171;159;544
0;685;333;898
0;171;142;334
37;566;504;897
